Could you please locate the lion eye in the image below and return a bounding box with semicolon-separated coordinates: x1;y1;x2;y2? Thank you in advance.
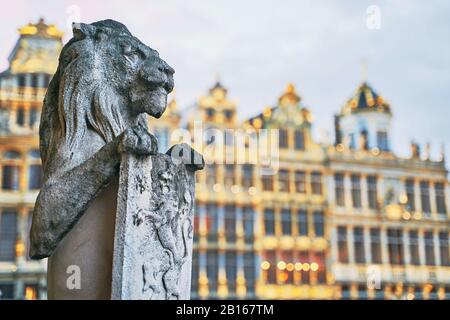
123;51;140;64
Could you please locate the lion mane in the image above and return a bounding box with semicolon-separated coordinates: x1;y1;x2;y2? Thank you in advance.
39;20;141;175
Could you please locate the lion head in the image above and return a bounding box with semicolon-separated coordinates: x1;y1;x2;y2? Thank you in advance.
40;19;174;174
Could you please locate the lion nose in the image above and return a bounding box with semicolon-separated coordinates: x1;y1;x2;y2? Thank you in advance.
140;58;174;94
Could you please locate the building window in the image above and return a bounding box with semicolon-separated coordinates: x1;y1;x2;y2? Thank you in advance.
409;230;421;265
264;209;275;236
294;130;305;150
420;181;431;214
279;251;294;284
244;252;255;295
314;251;326;284
405;179;416;211
206;203;218;242
16;107;25;126
311;171;322;195
225;251;237;295
224;164;235;187
297;209;308;236
334;173;345;207
224;109;233;121
43;74;51;87
299;250;310;284
265;250;277;284
358;285;368;300
367;175;378;209
294;171;306;193
376;131;389;151
279;129;288;148
0;284;14;300
17;74;26;87
224;130;234;146
29;108;39;128
313;211;324;237
341;285;351;299
0;210;17;261
278;169;290;192
30;74;39;88
242;206;254;244
191;250;199;294
424;231;435;266
206;251;218;294
281;209;292;235
435;182;447;215
241;164;254;189
387;229;404;265
439;232;449;267
337;226;349;263
262;174;274;191
224;205;236;243
354;227;366;264
2;165;20;191
351;174;362;208
206;165;216;185
205;108;215;121
28;165;42;190
370;228;382;264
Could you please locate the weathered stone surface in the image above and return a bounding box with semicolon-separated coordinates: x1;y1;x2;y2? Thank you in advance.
112;144;204;300
27;19;205;300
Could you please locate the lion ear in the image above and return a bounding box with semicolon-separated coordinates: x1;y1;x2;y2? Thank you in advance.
72;22;95;40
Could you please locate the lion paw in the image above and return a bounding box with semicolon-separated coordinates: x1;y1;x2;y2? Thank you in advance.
118;124;158;156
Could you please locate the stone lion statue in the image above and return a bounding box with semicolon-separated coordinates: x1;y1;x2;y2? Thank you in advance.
29;20;174;260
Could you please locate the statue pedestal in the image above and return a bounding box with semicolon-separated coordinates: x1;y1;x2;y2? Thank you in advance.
47;177;118;300
111;152;196;300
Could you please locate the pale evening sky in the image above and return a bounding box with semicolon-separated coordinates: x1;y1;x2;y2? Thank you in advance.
0;0;449;160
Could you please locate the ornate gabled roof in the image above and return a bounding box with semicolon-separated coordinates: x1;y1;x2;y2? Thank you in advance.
6;18;63;75
278;83;301;107
18;18;63;40
245;83;311;129
340;81;391;116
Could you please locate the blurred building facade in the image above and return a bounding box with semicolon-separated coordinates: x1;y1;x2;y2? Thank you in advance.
0;20;448;300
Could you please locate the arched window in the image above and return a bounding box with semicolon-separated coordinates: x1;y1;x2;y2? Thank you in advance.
3;151;21;159
28;150;40;159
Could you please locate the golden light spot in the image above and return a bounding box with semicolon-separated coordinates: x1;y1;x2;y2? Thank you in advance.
294;262;303;271
15;241;25;257
302;263;310;271
399;194;408;204
248;186;257;195
368;98;375;106
403;211;411;220
424;284;433;292
413;212;422;220
286;263;295;272
24;287;37;300
336;144;345;152
277;261;286;270
407;293;415;300
310;262;319;271
231;185;240;194
213;184;221;192
261;261;270;270
371;147;380;155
